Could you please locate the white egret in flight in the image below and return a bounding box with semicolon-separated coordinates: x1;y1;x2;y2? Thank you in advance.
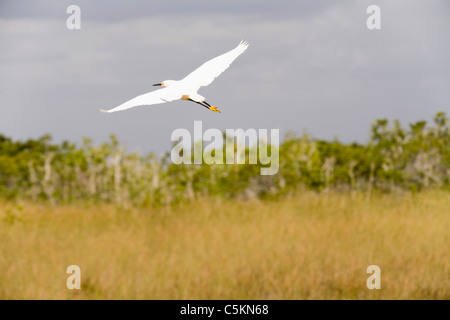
100;40;249;114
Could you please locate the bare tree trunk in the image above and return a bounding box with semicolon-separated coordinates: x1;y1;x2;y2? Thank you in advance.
367;162;375;200
113;151;122;204
42;152;55;205
28;161;39;201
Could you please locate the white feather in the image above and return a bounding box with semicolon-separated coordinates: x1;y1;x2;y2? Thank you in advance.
100;88;179;113
181;40;249;91
101;40;249;113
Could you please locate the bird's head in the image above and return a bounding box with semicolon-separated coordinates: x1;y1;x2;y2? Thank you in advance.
153;80;175;88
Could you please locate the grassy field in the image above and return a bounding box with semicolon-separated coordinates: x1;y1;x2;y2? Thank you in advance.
0;191;449;300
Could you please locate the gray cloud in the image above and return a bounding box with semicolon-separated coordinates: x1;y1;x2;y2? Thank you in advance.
0;0;449;153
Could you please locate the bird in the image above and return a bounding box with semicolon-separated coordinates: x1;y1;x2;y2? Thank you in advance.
100;40;249;114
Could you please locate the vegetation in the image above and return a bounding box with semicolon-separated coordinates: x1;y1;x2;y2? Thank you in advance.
0;112;449;205
0;192;448;299
1;113;449;299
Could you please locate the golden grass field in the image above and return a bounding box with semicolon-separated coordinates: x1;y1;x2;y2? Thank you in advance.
0;191;449;300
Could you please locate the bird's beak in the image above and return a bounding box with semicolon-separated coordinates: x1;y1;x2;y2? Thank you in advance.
153;83;163;86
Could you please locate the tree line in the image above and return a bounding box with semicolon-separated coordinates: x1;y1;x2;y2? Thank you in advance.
1;112;449;206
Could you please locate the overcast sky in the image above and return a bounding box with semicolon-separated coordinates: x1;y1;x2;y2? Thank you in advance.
0;0;449;153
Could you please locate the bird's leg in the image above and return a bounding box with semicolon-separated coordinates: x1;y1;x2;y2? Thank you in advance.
188;99;220;112
202;101;221;113
189;99;210;109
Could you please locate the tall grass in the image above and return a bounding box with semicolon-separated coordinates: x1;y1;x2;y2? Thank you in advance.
0;191;448;299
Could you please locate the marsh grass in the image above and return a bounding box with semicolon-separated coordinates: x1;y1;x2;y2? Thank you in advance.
0;191;449;299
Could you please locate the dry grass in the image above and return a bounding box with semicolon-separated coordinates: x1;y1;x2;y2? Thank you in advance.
0;191;449;300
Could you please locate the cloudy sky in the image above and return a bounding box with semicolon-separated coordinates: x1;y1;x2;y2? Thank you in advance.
0;0;449;153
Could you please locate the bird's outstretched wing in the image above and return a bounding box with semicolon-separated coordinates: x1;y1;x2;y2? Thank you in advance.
181;40;249;91
100;88;179;113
